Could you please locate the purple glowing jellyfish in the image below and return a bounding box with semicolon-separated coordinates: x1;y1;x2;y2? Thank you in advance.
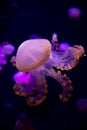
0;41;15;71
67;7;82;19
2;42;15;55
13;71;31;85
58;42;70;51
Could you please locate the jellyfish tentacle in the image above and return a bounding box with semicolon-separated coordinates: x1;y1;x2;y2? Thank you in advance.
46;69;73;102
26;69;48;106
73;45;85;58
13;82;28;97
26;82;48;107
13;69;48;106
57;71;73;102
51;45;85;70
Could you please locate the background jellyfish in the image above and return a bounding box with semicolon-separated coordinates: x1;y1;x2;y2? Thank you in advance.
58;42;70;52
14;117;34;130
75;98;87;113
67;7;82;19
1;42;15;55
0;41;15;71
10;36;85;107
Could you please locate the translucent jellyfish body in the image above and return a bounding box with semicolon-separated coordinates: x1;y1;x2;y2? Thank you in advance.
16;39;51;72
12;38;85;106
2;43;15;55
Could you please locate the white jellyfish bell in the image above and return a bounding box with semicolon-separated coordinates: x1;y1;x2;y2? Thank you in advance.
16;39;51;72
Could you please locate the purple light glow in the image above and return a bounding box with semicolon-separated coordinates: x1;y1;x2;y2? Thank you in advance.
13;71;31;84
0;66;2;71
58;42;70;51
2;43;15;55
67;7;81;19
0;56;7;65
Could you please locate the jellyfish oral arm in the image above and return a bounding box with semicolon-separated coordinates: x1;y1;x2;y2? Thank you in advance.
51;45;85;70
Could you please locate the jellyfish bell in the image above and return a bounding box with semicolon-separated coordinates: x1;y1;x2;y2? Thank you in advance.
67;7;81;19
2;42;15;55
16;39;51;72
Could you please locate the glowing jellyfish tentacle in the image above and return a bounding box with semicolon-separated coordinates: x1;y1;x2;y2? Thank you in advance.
51;49;79;70
13;72;37;97
73;45;85;58
46;69;73;102
26;69;48;106
13;69;48;106
51;45;85;70
57;71;73;102
13;83;28;97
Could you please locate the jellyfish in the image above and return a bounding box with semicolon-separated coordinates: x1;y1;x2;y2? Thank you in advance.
75;98;87;113
0;45;7;70
0;41;15;71
11;38;85;106
1;41;15;55
14;117;35;130
58;42;70;51
67;7;82;19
